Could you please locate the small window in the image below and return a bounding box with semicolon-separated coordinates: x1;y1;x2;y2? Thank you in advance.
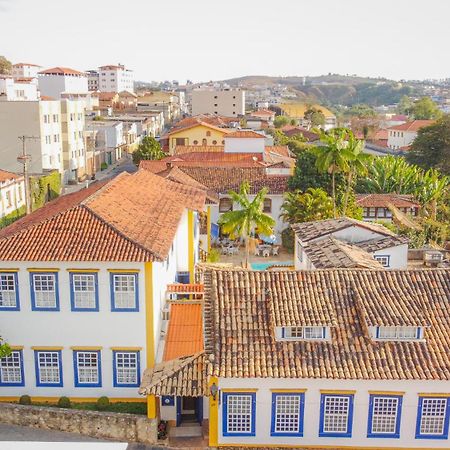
368;207;376;217
263;198;272;213
377;326;420;340
113;351;140;387
73;350;101;387
219;197;233;213
319;394;354;437
0;272;19;310
212;140;217;145
70;272;98;311
0;350;24;386
374;255;390;267
271;392;305;436
223;392;256;436
110;273;139;311
30;272;59;311
206;131;211;137
416;397;450;439
283;326;325;340
175;138;185;146
34;350;63;387
222;140;225;144
193;140;198;145
368;395;402;438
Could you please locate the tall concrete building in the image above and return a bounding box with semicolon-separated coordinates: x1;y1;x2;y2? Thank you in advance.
191;87;245;117
38;67;88;99
98;64;133;93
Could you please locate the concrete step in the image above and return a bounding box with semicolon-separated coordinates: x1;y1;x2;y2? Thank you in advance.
169;423;203;438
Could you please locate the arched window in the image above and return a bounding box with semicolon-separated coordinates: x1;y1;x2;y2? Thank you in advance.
202;138;207;146
212;140;217;145
222;140;225;144
206;131;211;137
193;140;198;145
219;197;233;213
263;198;272;213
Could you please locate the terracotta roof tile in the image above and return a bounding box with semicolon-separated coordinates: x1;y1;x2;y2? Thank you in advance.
225;130;266;139
356;193;420;208
167;283;204;293
38;67;84;76
0;170;22;183
388;120;435;132
357;235;409;252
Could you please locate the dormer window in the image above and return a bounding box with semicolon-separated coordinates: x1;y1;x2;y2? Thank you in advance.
282;326;326;340
376;326;422;340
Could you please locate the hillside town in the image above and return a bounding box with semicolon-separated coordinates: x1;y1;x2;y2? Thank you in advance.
0;2;449;449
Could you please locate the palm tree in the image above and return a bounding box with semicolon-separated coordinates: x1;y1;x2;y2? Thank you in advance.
218;181;275;268
312;128;355;218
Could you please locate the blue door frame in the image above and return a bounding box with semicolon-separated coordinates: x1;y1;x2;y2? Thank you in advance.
175;396;203;426
176;397;182;426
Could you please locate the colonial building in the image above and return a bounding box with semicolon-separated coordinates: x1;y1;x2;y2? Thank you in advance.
356;193;420;222
387;120;435;150
0;170;206;411
141;267;450;449
0;171;25;222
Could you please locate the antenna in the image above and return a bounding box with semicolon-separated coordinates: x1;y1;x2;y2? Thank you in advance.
17;135;39;215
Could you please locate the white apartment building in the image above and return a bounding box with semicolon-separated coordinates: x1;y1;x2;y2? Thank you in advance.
86;70;99;92
0;77;39;101
387;120;435;150
0;171;25;220
98;65;133;93
191;88;245;117
12;63;41;80
0;100;64;175
38;67;88;99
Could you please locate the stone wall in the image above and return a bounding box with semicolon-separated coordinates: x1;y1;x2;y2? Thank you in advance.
0;403;157;444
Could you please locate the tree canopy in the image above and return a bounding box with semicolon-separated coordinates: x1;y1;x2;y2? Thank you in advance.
0;56;12;75
411;97;442;120
132;136;165;165
273;115;290;128
304;107;325;127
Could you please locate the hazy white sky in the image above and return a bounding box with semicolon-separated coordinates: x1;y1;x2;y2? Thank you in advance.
1;0;449;83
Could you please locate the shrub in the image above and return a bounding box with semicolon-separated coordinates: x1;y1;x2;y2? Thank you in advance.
207;248;221;263
96;396;110;411
19;395;31;405
100;162;108;171
281;227;294;253
58;396;71;408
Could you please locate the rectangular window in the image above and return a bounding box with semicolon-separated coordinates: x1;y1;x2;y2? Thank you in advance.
0;350;24;386
113;351;140;387
374;255;390;267
368;395;402;438
34;350;62;386
73;350;101;387
30;272;59;311
0;272;19;310
5;191;12;207
284;326;325;340
319;394;354;437
377;326;420;340
110;273;138;311
70;272;98;311
53;114;59;123
223;392;256;436
416;397;450;439
271;392;305;436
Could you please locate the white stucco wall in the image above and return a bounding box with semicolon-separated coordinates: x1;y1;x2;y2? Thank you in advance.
38;75;88;99
217;377;450;448
372;244;408;269
224;137;265;153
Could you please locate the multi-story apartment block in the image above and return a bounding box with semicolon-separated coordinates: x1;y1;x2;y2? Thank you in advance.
98;64;133;93
11;63;42;80
0;171;25;221
38;67;88;99
191;88;245;117
0;76;39;101
88;120;124;167
85;70;99;92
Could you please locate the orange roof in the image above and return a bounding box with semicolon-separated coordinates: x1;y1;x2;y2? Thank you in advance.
388;120;435;132
0;170;22;183
163;304;203;361
356;193;420;208
225;130;265;139
168;121;231;136
167;283;204;293
99;65;125;70
98;92;118;101
250;109;275;117
38;67;84;76
40;95;55;101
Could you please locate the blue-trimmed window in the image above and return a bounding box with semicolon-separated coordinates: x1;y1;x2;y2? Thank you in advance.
110;273;138;311
175;271;190;284
0;350;24;386
376;326;421;340
374;255;390;267
113;351;140;387
69;272;99;311
415;397;450;439
34;350;63;387
367;394;402;438
223;392;256;437
319;393;354;437
30;272;59;311
271;392;305;436
73;350;101;387
0;272;20;310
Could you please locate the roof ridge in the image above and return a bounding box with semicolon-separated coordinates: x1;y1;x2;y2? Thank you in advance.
81;171;130;206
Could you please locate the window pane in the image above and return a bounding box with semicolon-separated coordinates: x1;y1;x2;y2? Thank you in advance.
113;275;136;309
420;398;447;435
73;274;96;309
378;326;418;339
323;396;350;433
33;274;56;308
0;351;22;383
77;352;99;384
371;397;398;434
0;274;16;307
116;352;137;384
275;395;301;433
38;352;60;383
227;395;253;433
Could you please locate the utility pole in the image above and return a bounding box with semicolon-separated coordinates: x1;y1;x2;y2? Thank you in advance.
17;135;38;215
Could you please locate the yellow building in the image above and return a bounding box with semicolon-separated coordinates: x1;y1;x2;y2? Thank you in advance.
279;103;337;129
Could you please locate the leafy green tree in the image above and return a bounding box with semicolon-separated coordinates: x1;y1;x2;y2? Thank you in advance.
411;97;442;120
0;337;11;359
407;115;450;174
218;182;275;268
273;115;290;128
280;188;333;224
0;56;12;75
396;95;414;115
304;107;325;127
347;104;376;118
132;136;165;165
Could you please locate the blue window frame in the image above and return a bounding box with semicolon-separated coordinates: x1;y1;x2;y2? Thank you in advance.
30;272;59;311
110;273;139;312
34;350;63;387
0;272;20;311
162;395;175;406
367;394;402;438
319;393;354;438
415;397;450;439
112;351;140;387
223;392;256;437
271;392;305;437
175;271;190;284
374;254;390;267
0;349;24;386
73;350;102;387
69;272;99;311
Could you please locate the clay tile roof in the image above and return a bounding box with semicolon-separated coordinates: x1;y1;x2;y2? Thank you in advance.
203;268;450;380
0;171;206;262
225;130;266;139
388;120;435;132
167;283;204;293
139;352;207;397
356;193;420;208
250;109;276;117
163;303;204;361
168;120;231;136
281;125;320;142
0;170;22;183
292;217;396;242
98;92;118;101
304;237;384;270
357;235;409;252
38;67;84;76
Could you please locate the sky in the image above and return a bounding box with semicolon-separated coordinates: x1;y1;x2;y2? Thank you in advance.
1;0;449;83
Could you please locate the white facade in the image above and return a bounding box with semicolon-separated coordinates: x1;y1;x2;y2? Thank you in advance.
86;71;99;92
98;65;134;93
12;63;41;79
38;70;88;99
0;174;25;219
224;135;265;153
387;129;417;150
0;78;39;101
191;88;245;117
